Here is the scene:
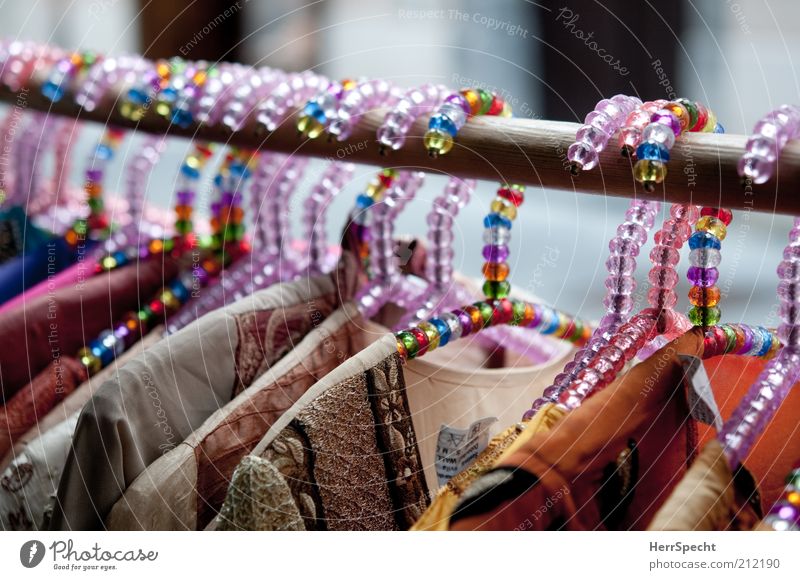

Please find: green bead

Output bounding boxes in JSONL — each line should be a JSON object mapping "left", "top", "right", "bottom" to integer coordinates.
{"left": 721, "top": 325, "right": 737, "bottom": 353}
{"left": 397, "top": 331, "right": 418, "bottom": 359}
{"left": 511, "top": 300, "right": 527, "bottom": 325}
{"left": 785, "top": 469, "right": 800, "bottom": 489}
{"left": 175, "top": 219, "right": 193, "bottom": 234}
{"left": 474, "top": 301, "right": 494, "bottom": 326}
{"left": 482, "top": 280, "right": 511, "bottom": 299}
{"left": 137, "top": 307, "right": 151, "bottom": 321}
{"left": 676, "top": 98, "right": 698, "bottom": 131}
{"left": 477, "top": 88, "right": 493, "bottom": 115}
{"left": 688, "top": 306, "right": 721, "bottom": 326}
{"left": 162, "top": 237, "right": 175, "bottom": 252}
{"left": 87, "top": 197, "right": 104, "bottom": 212}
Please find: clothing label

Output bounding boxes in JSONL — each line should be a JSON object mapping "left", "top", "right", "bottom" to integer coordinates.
{"left": 679, "top": 354, "right": 723, "bottom": 430}
{"left": 435, "top": 417, "right": 497, "bottom": 487}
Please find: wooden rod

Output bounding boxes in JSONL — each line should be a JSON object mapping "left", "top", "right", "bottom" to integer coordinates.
{"left": 2, "top": 81, "right": 798, "bottom": 216}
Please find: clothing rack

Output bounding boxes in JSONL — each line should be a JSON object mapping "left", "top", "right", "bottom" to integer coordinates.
{"left": 2, "top": 79, "right": 798, "bottom": 216}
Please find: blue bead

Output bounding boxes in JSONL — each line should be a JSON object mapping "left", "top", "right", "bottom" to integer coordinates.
{"left": 42, "top": 80, "right": 65, "bottom": 102}
{"left": 635, "top": 141, "right": 670, "bottom": 162}
{"left": 112, "top": 250, "right": 127, "bottom": 263}
{"left": 756, "top": 327, "right": 772, "bottom": 356}
{"left": 170, "top": 280, "right": 190, "bottom": 302}
{"left": 303, "top": 102, "right": 326, "bottom": 123}
{"left": 171, "top": 108, "right": 193, "bottom": 128}
{"left": 428, "top": 114, "right": 458, "bottom": 136}
{"left": 160, "top": 87, "right": 177, "bottom": 103}
{"left": 540, "top": 308, "right": 560, "bottom": 334}
{"left": 356, "top": 194, "right": 374, "bottom": 209}
{"left": 181, "top": 164, "right": 200, "bottom": 179}
{"left": 714, "top": 123, "right": 725, "bottom": 134}
{"left": 94, "top": 144, "right": 114, "bottom": 162}
{"left": 126, "top": 87, "right": 148, "bottom": 105}
{"left": 430, "top": 318, "right": 451, "bottom": 347}
{"left": 90, "top": 340, "right": 114, "bottom": 366}
{"left": 688, "top": 231, "right": 721, "bottom": 250}
{"left": 484, "top": 213, "right": 512, "bottom": 230}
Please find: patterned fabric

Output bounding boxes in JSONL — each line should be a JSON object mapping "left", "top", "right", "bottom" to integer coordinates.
{"left": 215, "top": 455, "right": 305, "bottom": 531}
{"left": 105, "top": 305, "right": 375, "bottom": 531}
{"left": 217, "top": 339, "right": 430, "bottom": 531}
{"left": 0, "top": 357, "right": 86, "bottom": 457}
{"left": 50, "top": 268, "right": 348, "bottom": 531}
{"left": 0, "top": 413, "right": 79, "bottom": 530}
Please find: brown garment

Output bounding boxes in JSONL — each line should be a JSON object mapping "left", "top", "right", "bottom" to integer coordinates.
{"left": 104, "top": 306, "right": 374, "bottom": 530}
{"left": 648, "top": 440, "right": 761, "bottom": 530}
{"left": 50, "top": 259, "right": 356, "bottom": 531}
{"left": 217, "top": 336, "right": 430, "bottom": 531}
{"left": 449, "top": 328, "right": 707, "bottom": 531}
{"left": 0, "top": 257, "right": 178, "bottom": 402}
{"left": 0, "top": 357, "right": 86, "bottom": 457}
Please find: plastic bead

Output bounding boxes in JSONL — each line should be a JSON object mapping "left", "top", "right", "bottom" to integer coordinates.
{"left": 633, "top": 159, "right": 667, "bottom": 184}
{"left": 482, "top": 262, "right": 510, "bottom": 281}
{"left": 695, "top": 216, "right": 728, "bottom": 240}
{"left": 689, "top": 285, "right": 721, "bottom": 307}
{"left": 688, "top": 306, "right": 721, "bottom": 326}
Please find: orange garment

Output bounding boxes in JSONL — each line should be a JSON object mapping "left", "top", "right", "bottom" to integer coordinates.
{"left": 701, "top": 355, "right": 800, "bottom": 511}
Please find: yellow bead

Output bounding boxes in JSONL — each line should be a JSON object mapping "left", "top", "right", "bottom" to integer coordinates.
{"left": 160, "top": 289, "right": 180, "bottom": 310}
{"left": 155, "top": 101, "right": 171, "bottom": 117}
{"left": 696, "top": 216, "right": 727, "bottom": 240}
{"left": 418, "top": 322, "right": 440, "bottom": 351}
{"left": 423, "top": 130, "right": 453, "bottom": 156}
{"left": 78, "top": 347, "right": 102, "bottom": 375}
{"left": 193, "top": 71, "right": 207, "bottom": 85}
{"left": 490, "top": 197, "right": 517, "bottom": 220}
{"left": 297, "top": 115, "right": 325, "bottom": 139}
{"left": 633, "top": 159, "right": 667, "bottom": 184}
{"left": 365, "top": 181, "right": 386, "bottom": 199}
{"left": 702, "top": 108, "right": 717, "bottom": 132}
{"left": 462, "top": 90, "right": 482, "bottom": 115}
{"left": 501, "top": 102, "right": 513, "bottom": 118}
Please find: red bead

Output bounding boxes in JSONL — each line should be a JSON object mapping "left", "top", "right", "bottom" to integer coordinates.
{"left": 410, "top": 327, "right": 430, "bottom": 356}
{"left": 493, "top": 299, "right": 514, "bottom": 325}
{"left": 149, "top": 299, "right": 165, "bottom": 315}
{"left": 378, "top": 173, "right": 393, "bottom": 188}
{"left": 700, "top": 207, "right": 733, "bottom": 226}
{"left": 692, "top": 102, "right": 708, "bottom": 132}
{"left": 497, "top": 187, "right": 524, "bottom": 207}
{"left": 488, "top": 95, "right": 504, "bottom": 116}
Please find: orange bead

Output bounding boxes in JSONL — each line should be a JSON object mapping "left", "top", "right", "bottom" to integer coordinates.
{"left": 482, "top": 262, "right": 510, "bottom": 281}
{"left": 664, "top": 102, "right": 690, "bottom": 131}
{"left": 174, "top": 205, "right": 193, "bottom": 220}
{"left": 70, "top": 53, "right": 83, "bottom": 67}
{"left": 85, "top": 182, "right": 102, "bottom": 197}
{"left": 688, "top": 285, "right": 721, "bottom": 307}
{"left": 461, "top": 89, "right": 482, "bottom": 116}
{"left": 521, "top": 303, "right": 535, "bottom": 326}
{"left": 65, "top": 230, "right": 79, "bottom": 246}
{"left": 209, "top": 217, "right": 220, "bottom": 232}
{"left": 465, "top": 305, "right": 483, "bottom": 328}
{"left": 148, "top": 239, "right": 164, "bottom": 254}
{"left": 787, "top": 491, "right": 800, "bottom": 506}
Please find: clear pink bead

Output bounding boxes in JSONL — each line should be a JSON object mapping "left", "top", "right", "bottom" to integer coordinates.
{"left": 669, "top": 203, "right": 699, "bottom": 222}
{"left": 778, "top": 259, "right": 800, "bottom": 281}
{"left": 617, "top": 222, "right": 647, "bottom": 245}
{"left": 576, "top": 125, "right": 610, "bottom": 151}
{"left": 650, "top": 245, "right": 680, "bottom": 267}
{"left": 567, "top": 142, "right": 600, "bottom": 170}
{"left": 648, "top": 287, "right": 678, "bottom": 309}
{"left": 619, "top": 126, "right": 642, "bottom": 150}
{"left": 609, "top": 236, "right": 640, "bottom": 257}
{"left": 603, "top": 294, "right": 634, "bottom": 313}
{"left": 738, "top": 152, "right": 773, "bottom": 184}
{"left": 625, "top": 109, "right": 651, "bottom": 129}
{"left": 606, "top": 255, "right": 636, "bottom": 275}
{"left": 605, "top": 274, "right": 636, "bottom": 294}
{"left": 585, "top": 110, "right": 615, "bottom": 134}
{"left": 648, "top": 265, "right": 679, "bottom": 289}
{"left": 746, "top": 135, "right": 778, "bottom": 162}
{"left": 595, "top": 99, "right": 621, "bottom": 120}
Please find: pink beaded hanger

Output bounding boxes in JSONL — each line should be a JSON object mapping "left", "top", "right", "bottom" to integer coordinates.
{"left": 737, "top": 104, "right": 800, "bottom": 185}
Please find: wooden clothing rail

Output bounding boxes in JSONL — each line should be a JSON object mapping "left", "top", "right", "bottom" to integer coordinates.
{"left": 2, "top": 81, "right": 799, "bottom": 216}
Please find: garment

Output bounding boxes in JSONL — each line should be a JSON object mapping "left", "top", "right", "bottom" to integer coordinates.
{"left": 0, "top": 255, "right": 177, "bottom": 402}
{"left": 699, "top": 354, "right": 800, "bottom": 512}
{"left": 106, "top": 304, "right": 378, "bottom": 530}
{"left": 0, "top": 206, "right": 52, "bottom": 264}
{"left": 0, "top": 414, "right": 79, "bottom": 530}
{"left": 2, "top": 326, "right": 165, "bottom": 469}
{"left": 448, "top": 329, "right": 711, "bottom": 531}
{"left": 0, "top": 259, "right": 94, "bottom": 315}
{"left": 412, "top": 403, "right": 567, "bottom": 531}
{"left": 648, "top": 440, "right": 762, "bottom": 530}
{"left": 0, "top": 357, "right": 86, "bottom": 457}
{"left": 403, "top": 337, "right": 574, "bottom": 491}
{"left": 214, "top": 335, "right": 429, "bottom": 531}
{"left": 0, "top": 237, "right": 88, "bottom": 305}
{"left": 49, "top": 258, "right": 356, "bottom": 531}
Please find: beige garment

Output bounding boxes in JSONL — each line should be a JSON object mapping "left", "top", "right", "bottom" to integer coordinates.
{"left": 50, "top": 265, "right": 354, "bottom": 531}
{"left": 0, "top": 327, "right": 165, "bottom": 474}
{"left": 215, "top": 455, "right": 305, "bottom": 531}
{"left": 0, "top": 413, "right": 79, "bottom": 530}
{"left": 105, "top": 304, "right": 380, "bottom": 530}
{"left": 648, "top": 440, "right": 761, "bottom": 531}
{"left": 215, "top": 335, "right": 429, "bottom": 531}
{"left": 403, "top": 334, "right": 574, "bottom": 491}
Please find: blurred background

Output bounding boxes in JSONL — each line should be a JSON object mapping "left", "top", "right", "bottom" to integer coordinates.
{"left": 1, "top": 0, "right": 797, "bottom": 326}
